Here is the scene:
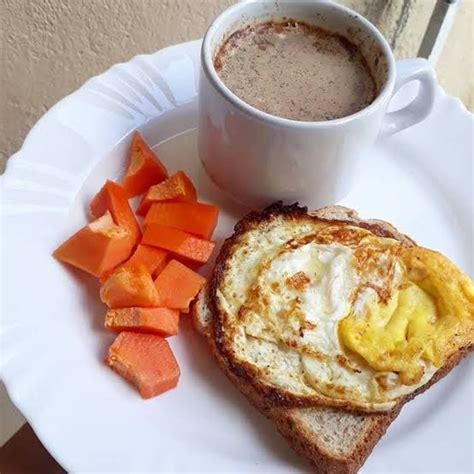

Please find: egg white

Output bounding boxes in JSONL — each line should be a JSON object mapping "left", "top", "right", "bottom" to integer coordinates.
{"left": 216, "top": 205, "right": 474, "bottom": 412}
{"left": 219, "top": 230, "right": 437, "bottom": 410}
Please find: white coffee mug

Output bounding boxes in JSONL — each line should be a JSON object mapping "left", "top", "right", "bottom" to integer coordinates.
{"left": 198, "top": 0, "right": 436, "bottom": 209}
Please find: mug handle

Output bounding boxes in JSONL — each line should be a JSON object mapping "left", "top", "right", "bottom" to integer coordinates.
{"left": 381, "top": 58, "right": 437, "bottom": 136}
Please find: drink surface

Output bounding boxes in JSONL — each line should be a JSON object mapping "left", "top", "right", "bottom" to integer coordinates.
{"left": 214, "top": 20, "right": 377, "bottom": 122}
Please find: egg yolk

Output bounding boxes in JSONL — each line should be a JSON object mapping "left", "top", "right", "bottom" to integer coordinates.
{"left": 340, "top": 246, "right": 474, "bottom": 386}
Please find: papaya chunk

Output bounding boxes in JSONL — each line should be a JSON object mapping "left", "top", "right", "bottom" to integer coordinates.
{"left": 154, "top": 259, "right": 205, "bottom": 311}
{"left": 123, "top": 244, "right": 168, "bottom": 277}
{"left": 100, "top": 265, "right": 158, "bottom": 308}
{"left": 144, "top": 202, "right": 219, "bottom": 239}
{"left": 104, "top": 307, "right": 179, "bottom": 337}
{"left": 90, "top": 180, "right": 141, "bottom": 245}
{"left": 137, "top": 171, "right": 197, "bottom": 216}
{"left": 122, "top": 132, "right": 168, "bottom": 198}
{"left": 107, "top": 332, "right": 180, "bottom": 399}
{"left": 99, "top": 244, "right": 168, "bottom": 283}
{"left": 53, "top": 211, "right": 132, "bottom": 277}
{"left": 142, "top": 224, "right": 215, "bottom": 265}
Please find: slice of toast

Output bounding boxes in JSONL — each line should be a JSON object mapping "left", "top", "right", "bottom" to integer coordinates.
{"left": 193, "top": 281, "right": 399, "bottom": 473}
{"left": 192, "top": 204, "right": 472, "bottom": 472}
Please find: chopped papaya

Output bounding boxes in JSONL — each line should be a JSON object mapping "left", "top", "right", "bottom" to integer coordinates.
{"left": 144, "top": 202, "right": 219, "bottom": 239}
{"left": 100, "top": 265, "right": 159, "bottom": 308}
{"left": 90, "top": 180, "right": 141, "bottom": 245}
{"left": 104, "top": 307, "right": 179, "bottom": 337}
{"left": 154, "top": 259, "right": 205, "bottom": 310}
{"left": 107, "top": 332, "right": 180, "bottom": 399}
{"left": 136, "top": 171, "right": 197, "bottom": 216}
{"left": 53, "top": 211, "right": 132, "bottom": 277}
{"left": 122, "top": 132, "right": 168, "bottom": 197}
{"left": 142, "top": 224, "right": 215, "bottom": 265}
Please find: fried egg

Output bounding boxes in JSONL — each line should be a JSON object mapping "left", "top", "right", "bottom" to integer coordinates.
{"left": 215, "top": 216, "right": 474, "bottom": 412}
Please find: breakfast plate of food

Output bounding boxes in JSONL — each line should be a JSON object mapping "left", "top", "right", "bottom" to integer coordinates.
{"left": 1, "top": 1, "right": 473, "bottom": 472}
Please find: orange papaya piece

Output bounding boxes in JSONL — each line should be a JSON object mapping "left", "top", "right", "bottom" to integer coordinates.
{"left": 90, "top": 180, "right": 141, "bottom": 245}
{"left": 142, "top": 224, "right": 215, "bottom": 266}
{"left": 136, "top": 171, "right": 197, "bottom": 216}
{"left": 100, "top": 265, "right": 158, "bottom": 308}
{"left": 107, "top": 332, "right": 180, "bottom": 399}
{"left": 104, "top": 307, "right": 179, "bottom": 337}
{"left": 144, "top": 202, "right": 219, "bottom": 239}
{"left": 99, "top": 244, "right": 168, "bottom": 283}
{"left": 123, "top": 244, "right": 168, "bottom": 277}
{"left": 154, "top": 259, "right": 205, "bottom": 311}
{"left": 122, "top": 132, "right": 168, "bottom": 198}
{"left": 53, "top": 211, "right": 132, "bottom": 277}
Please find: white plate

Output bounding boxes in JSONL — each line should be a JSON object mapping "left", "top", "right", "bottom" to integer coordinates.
{"left": 1, "top": 40, "right": 473, "bottom": 473}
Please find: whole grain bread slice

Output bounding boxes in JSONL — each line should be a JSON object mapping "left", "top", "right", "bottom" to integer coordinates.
{"left": 193, "top": 281, "right": 399, "bottom": 473}
{"left": 192, "top": 204, "right": 472, "bottom": 472}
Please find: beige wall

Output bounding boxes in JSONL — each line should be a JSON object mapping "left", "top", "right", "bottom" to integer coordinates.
{"left": 1, "top": 0, "right": 235, "bottom": 164}
{"left": 1, "top": 0, "right": 473, "bottom": 165}
{"left": 436, "top": 0, "right": 474, "bottom": 110}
